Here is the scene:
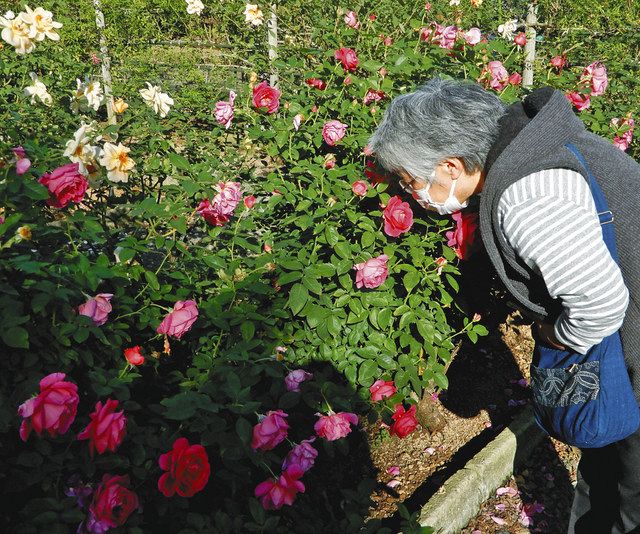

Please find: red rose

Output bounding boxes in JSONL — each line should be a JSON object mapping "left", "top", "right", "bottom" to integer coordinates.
{"left": 445, "top": 211, "right": 478, "bottom": 260}
{"left": 252, "top": 81, "right": 281, "bottom": 114}
{"left": 77, "top": 399, "right": 127, "bottom": 456}
{"left": 158, "top": 437, "right": 211, "bottom": 497}
{"left": 382, "top": 196, "right": 413, "bottom": 237}
{"left": 334, "top": 47, "right": 359, "bottom": 72}
{"left": 38, "top": 163, "right": 88, "bottom": 208}
{"left": 244, "top": 195, "right": 257, "bottom": 209}
{"left": 389, "top": 404, "right": 419, "bottom": 438}
{"left": 305, "top": 78, "right": 326, "bottom": 90}
{"left": 124, "top": 345, "right": 144, "bottom": 366}
{"left": 550, "top": 55, "right": 566, "bottom": 70}
{"left": 89, "top": 474, "right": 139, "bottom": 530}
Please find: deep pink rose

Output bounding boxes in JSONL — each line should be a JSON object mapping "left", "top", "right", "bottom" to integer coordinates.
{"left": 514, "top": 32, "right": 527, "bottom": 46}
{"left": 550, "top": 55, "right": 566, "bottom": 69}
{"left": 566, "top": 91, "right": 591, "bottom": 111}
{"left": 322, "top": 120, "right": 347, "bottom": 146}
{"left": 445, "top": 211, "right": 479, "bottom": 260}
{"left": 370, "top": 379, "right": 397, "bottom": 402}
{"left": 582, "top": 61, "right": 608, "bottom": 97}
{"left": 509, "top": 72, "right": 522, "bottom": 86}
{"left": 197, "top": 181, "right": 242, "bottom": 226}
{"left": 158, "top": 437, "right": 211, "bottom": 498}
{"left": 12, "top": 146, "right": 27, "bottom": 159}
{"left": 251, "top": 409, "right": 289, "bottom": 450}
{"left": 420, "top": 22, "right": 443, "bottom": 42}
{"left": 363, "top": 88, "right": 385, "bottom": 105}
{"left": 314, "top": 411, "right": 358, "bottom": 441}
{"left": 77, "top": 399, "right": 127, "bottom": 456}
{"left": 334, "top": 47, "right": 359, "bottom": 72}
{"left": 463, "top": 27, "right": 482, "bottom": 45}
{"left": 352, "top": 180, "right": 368, "bottom": 196}
{"left": 284, "top": 370, "right": 313, "bottom": 392}
{"left": 18, "top": 372, "right": 79, "bottom": 441}
{"left": 353, "top": 254, "right": 389, "bottom": 289}
{"left": 78, "top": 293, "right": 113, "bottom": 326}
{"left": 88, "top": 474, "right": 139, "bottom": 531}
{"left": 613, "top": 136, "right": 630, "bottom": 151}
{"left": 282, "top": 438, "right": 318, "bottom": 472}
{"left": 38, "top": 163, "right": 88, "bottom": 208}
{"left": 255, "top": 465, "right": 305, "bottom": 510}
{"left": 244, "top": 195, "right": 256, "bottom": 209}
{"left": 486, "top": 60, "right": 509, "bottom": 91}
{"left": 383, "top": 195, "right": 413, "bottom": 237}
{"left": 389, "top": 404, "right": 419, "bottom": 438}
{"left": 252, "top": 81, "right": 281, "bottom": 114}
{"left": 215, "top": 90, "right": 236, "bottom": 129}
{"left": 344, "top": 10, "right": 360, "bottom": 29}
{"left": 305, "top": 78, "right": 326, "bottom": 90}
{"left": 156, "top": 300, "right": 199, "bottom": 339}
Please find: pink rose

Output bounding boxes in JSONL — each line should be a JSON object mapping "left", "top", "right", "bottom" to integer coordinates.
{"left": 566, "top": 91, "right": 591, "bottom": 111}
{"left": 514, "top": 32, "right": 527, "bottom": 46}
{"left": 352, "top": 180, "right": 368, "bottom": 196}
{"left": 509, "top": 72, "right": 522, "bottom": 86}
{"left": 314, "top": 411, "right": 358, "bottom": 441}
{"left": 77, "top": 399, "right": 127, "bottom": 456}
{"left": 363, "top": 145, "right": 374, "bottom": 156}
{"left": 305, "top": 78, "right": 326, "bottom": 90}
{"left": 78, "top": 293, "right": 113, "bottom": 326}
{"left": 420, "top": 22, "right": 443, "bottom": 42}
{"left": 12, "top": 146, "right": 27, "bottom": 159}
{"left": 582, "top": 61, "right": 608, "bottom": 97}
{"left": 363, "top": 88, "right": 385, "bottom": 105}
{"left": 322, "top": 120, "right": 348, "bottom": 146}
{"left": 389, "top": 404, "right": 419, "bottom": 438}
{"left": 383, "top": 36, "right": 393, "bottom": 46}
{"left": 334, "top": 47, "right": 359, "bottom": 72}
{"left": 446, "top": 211, "right": 479, "bottom": 260}
{"left": 244, "top": 195, "right": 256, "bottom": 209}
{"left": 282, "top": 438, "right": 318, "bottom": 472}
{"left": 383, "top": 196, "right": 413, "bottom": 237}
{"left": 463, "top": 27, "right": 482, "bottom": 45}
{"left": 486, "top": 60, "right": 509, "bottom": 91}
{"left": 13, "top": 147, "right": 31, "bottom": 175}
{"left": 344, "top": 10, "right": 360, "bottom": 29}
{"left": 251, "top": 410, "right": 289, "bottom": 450}
{"left": 88, "top": 474, "right": 139, "bottom": 532}
{"left": 370, "top": 379, "right": 397, "bottom": 402}
{"left": 197, "top": 181, "right": 242, "bottom": 226}
{"left": 437, "top": 25, "right": 458, "bottom": 49}
{"left": 156, "top": 300, "right": 198, "bottom": 339}
{"left": 215, "top": 90, "right": 236, "bottom": 129}
{"left": 284, "top": 370, "right": 313, "bottom": 392}
{"left": 252, "top": 81, "right": 281, "bottom": 114}
{"left": 38, "top": 163, "right": 88, "bottom": 208}
{"left": 353, "top": 254, "right": 389, "bottom": 289}
{"left": 550, "top": 55, "right": 566, "bottom": 69}
{"left": 255, "top": 466, "right": 305, "bottom": 510}
{"left": 17, "top": 372, "right": 79, "bottom": 441}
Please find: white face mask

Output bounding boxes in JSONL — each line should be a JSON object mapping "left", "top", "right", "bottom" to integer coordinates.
{"left": 412, "top": 171, "right": 468, "bottom": 215}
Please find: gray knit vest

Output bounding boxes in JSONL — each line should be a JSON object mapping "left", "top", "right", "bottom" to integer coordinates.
{"left": 479, "top": 87, "right": 640, "bottom": 398}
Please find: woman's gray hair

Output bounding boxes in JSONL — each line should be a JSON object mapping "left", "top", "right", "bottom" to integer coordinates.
{"left": 368, "top": 77, "right": 506, "bottom": 180}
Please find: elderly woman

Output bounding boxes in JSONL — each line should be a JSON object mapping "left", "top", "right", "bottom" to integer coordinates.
{"left": 369, "top": 77, "right": 640, "bottom": 533}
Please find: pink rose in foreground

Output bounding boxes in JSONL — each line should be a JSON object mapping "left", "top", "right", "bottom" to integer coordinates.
{"left": 78, "top": 293, "right": 113, "bottom": 326}
{"left": 370, "top": 379, "right": 397, "bottom": 402}
{"left": 389, "top": 404, "right": 419, "bottom": 438}
{"left": 282, "top": 438, "right": 318, "bottom": 473}
{"left": 252, "top": 81, "right": 281, "bottom": 114}
{"left": 322, "top": 120, "right": 348, "bottom": 146}
{"left": 514, "top": 32, "right": 527, "bottom": 46}
{"left": 285, "top": 369, "right": 313, "bottom": 392}
{"left": 251, "top": 410, "right": 289, "bottom": 450}
{"left": 354, "top": 254, "right": 389, "bottom": 289}
{"left": 215, "top": 90, "right": 236, "bottom": 129}
{"left": 77, "top": 399, "right": 127, "bottom": 456}
{"left": 255, "top": 465, "right": 305, "bottom": 510}
{"left": 18, "top": 372, "right": 79, "bottom": 441}
{"left": 87, "top": 474, "right": 139, "bottom": 532}
{"left": 335, "top": 47, "right": 359, "bottom": 72}
{"left": 344, "top": 10, "right": 360, "bottom": 29}
{"left": 509, "top": 72, "right": 522, "bottom": 86}
{"left": 124, "top": 346, "right": 144, "bottom": 366}
{"left": 550, "top": 55, "right": 566, "bottom": 70}
{"left": 38, "top": 163, "right": 88, "bottom": 208}
{"left": 156, "top": 300, "right": 199, "bottom": 339}
{"left": 582, "top": 61, "right": 608, "bottom": 97}
{"left": 314, "top": 411, "right": 358, "bottom": 441}
{"left": 566, "top": 91, "right": 591, "bottom": 111}
{"left": 486, "top": 60, "right": 509, "bottom": 91}
{"left": 463, "top": 27, "right": 482, "bottom": 45}
{"left": 383, "top": 196, "right": 413, "bottom": 237}
{"left": 363, "top": 88, "right": 385, "bottom": 105}
{"left": 446, "top": 211, "right": 479, "bottom": 260}
{"left": 352, "top": 180, "right": 368, "bottom": 196}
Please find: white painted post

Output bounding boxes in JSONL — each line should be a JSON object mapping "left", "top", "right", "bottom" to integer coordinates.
{"left": 267, "top": 3, "right": 278, "bottom": 87}
{"left": 93, "top": 0, "right": 116, "bottom": 124}
{"left": 523, "top": 3, "right": 538, "bottom": 89}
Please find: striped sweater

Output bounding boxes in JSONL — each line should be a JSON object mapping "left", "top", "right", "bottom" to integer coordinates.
{"left": 497, "top": 168, "right": 630, "bottom": 354}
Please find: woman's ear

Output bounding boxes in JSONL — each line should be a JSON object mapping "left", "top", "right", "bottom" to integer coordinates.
{"left": 438, "top": 157, "right": 465, "bottom": 180}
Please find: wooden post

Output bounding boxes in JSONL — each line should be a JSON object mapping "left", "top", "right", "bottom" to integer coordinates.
{"left": 522, "top": 3, "right": 537, "bottom": 89}
{"left": 93, "top": 0, "right": 116, "bottom": 124}
{"left": 267, "top": 3, "right": 278, "bottom": 87}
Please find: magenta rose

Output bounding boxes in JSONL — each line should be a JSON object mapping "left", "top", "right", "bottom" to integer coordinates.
{"left": 251, "top": 410, "right": 289, "bottom": 451}
{"left": 87, "top": 474, "right": 139, "bottom": 532}
{"left": 334, "top": 47, "right": 359, "bottom": 72}
{"left": 215, "top": 90, "right": 236, "bottom": 129}
{"left": 255, "top": 465, "right": 305, "bottom": 510}
{"left": 322, "top": 120, "right": 347, "bottom": 146}
{"left": 282, "top": 438, "right": 318, "bottom": 473}
{"left": 353, "top": 254, "right": 389, "bottom": 289}
{"left": 77, "top": 399, "right": 126, "bottom": 456}
{"left": 352, "top": 180, "right": 368, "bottom": 196}
{"left": 582, "top": 61, "right": 608, "bottom": 97}
{"left": 78, "top": 293, "right": 113, "bottom": 326}
{"left": 389, "top": 404, "right": 419, "bottom": 438}
{"left": 305, "top": 78, "right": 326, "bottom": 90}
{"left": 252, "top": 81, "right": 281, "bottom": 114}
{"left": 446, "top": 211, "right": 479, "bottom": 260}
{"left": 314, "top": 411, "right": 358, "bottom": 441}
{"left": 369, "top": 379, "right": 397, "bottom": 402}
{"left": 156, "top": 300, "right": 199, "bottom": 339}
{"left": 38, "top": 163, "right": 88, "bottom": 208}
{"left": 383, "top": 196, "right": 413, "bottom": 237}
{"left": 18, "top": 372, "right": 79, "bottom": 441}
{"left": 566, "top": 91, "right": 591, "bottom": 111}
{"left": 284, "top": 369, "right": 313, "bottom": 392}
{"left": 198, "top": 181, "right": 242, "bottom": 226}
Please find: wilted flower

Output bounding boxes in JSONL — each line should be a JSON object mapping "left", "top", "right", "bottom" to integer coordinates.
{"left": 550, "top": 54, "right": 566, "bottom": 70}
{"left": 363, "top": 88, "right": 385, "bottom": 105}
{"left": 497, "top": 18, "right": 518, "bottom": 40}
{"left": 78, "top": 293, "right": 113, "bottom": 326}
{"left": 581, "top": 61, "right": 608, "bottom": 97}
{"left": 566, "top": 91, "right": 591, "bottom": 111}
{"left": 98, "top": 142, "right": 135, "bottom": 182}
{"left": 463, "top": 27, "right": 482, "bottom": 45}
{"left": 344, "top": 10, "right": 360, "bottom": 29}
{"left": 282, "top": 438, "right": 317, "bottom": 473}
{"left": 284, "top": 370, "right": 313, "bottom": 392}
{"left": 292, "top": 113, "right": 303, "bottom": 131}
{"left": 139, "top": 82, "right": 174, "bottom": 118}
{"left": 244, "top": 3, "right": 264, "bottom": 25}
{"left": 255, "top": 466, "right": 305, "bottom": 510}
{"left": 215, "top": 90, "right": 236, "bottom": 129}
{"left": 24, "top": 72, "right": 52, "bottom": 105}
{"left": 112, "top": 98, "right": 128, "bottom": 114}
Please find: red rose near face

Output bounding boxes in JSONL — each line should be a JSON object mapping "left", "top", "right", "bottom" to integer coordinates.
{"left": 445, "top": 211, "right": 479, "bottom": 260}
{"left": 334, "top": 47, "right": 359, "bottom": 72}
{"left": 382, "top": 196, "right": 413, "bottom": 237}
{"left": 252, "top": 81, "right": 281, "bottom": 114}
{"left": 38, "top": 162, "right": 88, "bottom": 208}
{"left": 389, "top": 404, "right": 419, "bottom": 438}
{"left": 158, "top": 437, "right": 211, "bottom": 498}
{"left": 89, "top": 474, "right": 139, "bottom": 530}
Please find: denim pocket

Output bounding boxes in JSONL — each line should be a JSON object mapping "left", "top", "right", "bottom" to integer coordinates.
{"left": 530, "top": 360, "right": 600, "bottom": 407}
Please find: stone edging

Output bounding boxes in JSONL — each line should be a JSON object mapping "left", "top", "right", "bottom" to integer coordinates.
{"left": 414, "top": 407, "right": 545, "bottom": 533}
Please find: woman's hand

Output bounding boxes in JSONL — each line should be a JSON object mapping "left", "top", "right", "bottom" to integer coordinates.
{"left": 534, "top": 321, "right": 566, "bottom": 350}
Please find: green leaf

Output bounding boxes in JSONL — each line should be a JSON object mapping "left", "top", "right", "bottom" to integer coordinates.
{"left": 433, "top": 371, "right": 449, "bottom": 390}
{"left": 2, "top": 326, "right": 29, "bottom": 349}
{"left": 358, "top": 360, "right": 379, "bottom": 385}
{"left": 235, "top": 417, "right": 253, "bottom": 445}
{"left": 403, "top": 271, "right": 421, "bottom": 292}
{"left": 325, "top": 226, "right": 340, "bottom": 246}
{"left": 169, "top": 152, "right": 191, "bottom": 171}
{"left": 334, "top": 242, "right": 352, "bottom": 259}
{"left": 240, "top": 321, "right": 255, "bottom": 341}
{"left": 288, "top": 283, "right": 309, "bottom": 316}
{"left": 144, "top": 271, "right": 160, "bottom": 291}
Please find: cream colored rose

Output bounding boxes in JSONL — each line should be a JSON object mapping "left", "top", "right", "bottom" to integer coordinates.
{"left": 98, "top": 142, "right": 135, "bottom": 183}
{"left": 244, "top": 4, "right": 264, "bottom": 26}
{"left": 139, "top": 82, "right": 174, "bottom": 118}
{"left": 64, "top": 122, "right": 100, "bottom": 175}
{"left": 24, "top": 72, "right": 52, "bottom": 105}
{"left": 20, "top": 6, "right": 62, "bottom": 42}
{"left": 186, "top": 0, "right": 205, "bottom": 15}
{"left": 0, "top": 14, "right": 35, "bottom": 54}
